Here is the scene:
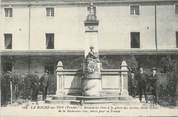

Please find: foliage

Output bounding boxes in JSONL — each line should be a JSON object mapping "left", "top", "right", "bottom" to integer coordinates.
{"left": 125, "top": 55, "right": 138, "bottom": 73}
{"left": 159, "top": 56, "right": 178, "bottom": 105}
{"left": 160, "top": 56, "right": 178, "bottom": 73}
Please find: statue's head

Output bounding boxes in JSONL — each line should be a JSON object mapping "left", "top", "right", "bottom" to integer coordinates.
{"left": 89, "top": 46, "right": 94, "bottom": 51}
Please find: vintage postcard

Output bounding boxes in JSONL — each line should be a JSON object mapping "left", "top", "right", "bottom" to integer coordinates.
{"left": 0, "top": 0, "right": 178, "bottom": 116}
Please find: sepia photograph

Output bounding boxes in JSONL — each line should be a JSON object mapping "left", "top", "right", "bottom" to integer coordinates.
{"left": 0, "top": 0, "right": 178, "bottom": 116}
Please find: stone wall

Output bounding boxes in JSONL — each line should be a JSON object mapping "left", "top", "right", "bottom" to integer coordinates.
{"left": 56, "top": 61, "right": 128, "bottom": 96}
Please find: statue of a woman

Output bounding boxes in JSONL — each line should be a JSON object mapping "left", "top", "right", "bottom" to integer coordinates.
{"left": 86, "top": 46, "right": 96, "bottom": 59}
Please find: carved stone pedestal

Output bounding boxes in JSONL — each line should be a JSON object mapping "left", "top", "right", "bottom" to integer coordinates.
{"left": 82, "top": 61, "right": 101, "bottom": 96}
{"left": 82, "top": 79, "right": 101, "bottom": 96}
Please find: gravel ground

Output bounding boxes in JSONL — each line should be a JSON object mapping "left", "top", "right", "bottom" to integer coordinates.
{"left": 1, "top": 97, "right": 178, "bottom": 117}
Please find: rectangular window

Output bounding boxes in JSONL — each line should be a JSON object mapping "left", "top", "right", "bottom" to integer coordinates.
{"left": 131, "top": 32, "right": 140, "bottom": 48}
{"left": 46, "top": 8, "right": 54, "bottom": 16}
{"left": 175, "top": 5, "right": 178, "bottom": 14}
{"left": 4, "top": 8, "right": 13, "bottom": 17}
{"left": 130, "top": 5, "right": 139, "bottom": 15}
{"left": 176, "top": 32, "right": 178, "bottom": 48}
{"left": 46, "top": 33, "right": 54, "bottom": 49}
{"left": 4, "top": 33, "right": 12, "bottom": 49}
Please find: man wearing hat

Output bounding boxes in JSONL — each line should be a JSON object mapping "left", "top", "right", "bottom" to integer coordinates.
{"left": 40, "top": 71, "right": 50, "bottom": 100}
{"left": 136, "top": 67, "right": 148, "bottom": 103}
{"left": 149, "top": 67, "right": 158, "bottom": 104}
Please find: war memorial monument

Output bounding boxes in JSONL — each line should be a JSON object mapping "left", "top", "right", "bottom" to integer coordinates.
{"left": 48, "top": 2, "right": 132, "bottom": 105}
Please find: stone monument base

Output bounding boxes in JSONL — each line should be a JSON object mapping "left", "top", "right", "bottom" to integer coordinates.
{"left": 46, "top": 95, "right": 138, "bottom": 105}
{"left": 82, "top": 79, "right": 101, "bottom": 96}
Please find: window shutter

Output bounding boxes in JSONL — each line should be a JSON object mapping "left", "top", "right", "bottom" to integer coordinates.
{"left": 176, "top": 32, "right": 178, "bottom": 48}
{"left": 175, "top": 5, "right": 178, "bottom": 14}
{"left": 136, "top": 6, "right": 139, "bottom": 15}
{"left": 51, "top": 8, "right": 54, "bottom": 16}
{"left": 130, "top": 6, "right": 135, "bottom": 15}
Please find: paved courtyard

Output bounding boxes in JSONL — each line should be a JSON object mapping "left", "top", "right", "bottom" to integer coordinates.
{"left": 1, "top": 97, "right": 178, "bottom": 117}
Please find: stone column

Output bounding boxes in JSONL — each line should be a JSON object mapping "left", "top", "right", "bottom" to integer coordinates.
{"left": 120, "top": 60, "right": 129, "bottom": 96}
{"left": 84, "top": 33, "right": 99, "bottom": 57}
{"left": 82, "top": 2, "right": 101, "bottom": 96}
{"left": 84, "top": 2, "right": 99, "bottom": 57}
{"left": 56, "top": 61, "right": 64, "bottom": 96}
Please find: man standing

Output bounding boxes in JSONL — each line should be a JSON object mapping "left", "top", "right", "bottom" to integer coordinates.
{"left": 31, "top": 71, "right": 40, "bottom": 102}
{"left": 24, "top": 73, "right": 31, "bottom": 100}
{"left": 149, "top": 67, "right": 158, "bottom": 104}
{"left": 128, "top": 71, "right": 137, "bottom": 97}
{"left": 40, "top": 71, "right": 49, "bottom": 101}
{"left": 136, "top": 67, "right": 148, "bottom": 103}
{"left": 1, "top": 71, "right": 11, "bottom": 106}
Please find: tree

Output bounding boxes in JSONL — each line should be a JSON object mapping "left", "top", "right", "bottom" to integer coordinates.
{"left": 160, "top": 56, "right": 178, "bottom": 106}
{"left": 125, "top": 55, "right": 138, "bottom": 73}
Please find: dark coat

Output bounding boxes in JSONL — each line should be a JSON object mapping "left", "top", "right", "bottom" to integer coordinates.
{"left": 1, "top": 72, "right": 11, "bottom": 96}
{"left": 1, "top": 73, "right": 11, "bottom": 90}
{"left": 128, "top": 73, "right": 137, "bottom": 88}
{"left": 136, "top": 73, "right": 148, "bottom": 88}
{"left": 149, "top": 74, "right": 158, "bottom": 89}
{"left": 40, "top": 74, "right": 49, "bottom": 88}
{"left": 30, "top": 74, "right": 39, "bottom": 89}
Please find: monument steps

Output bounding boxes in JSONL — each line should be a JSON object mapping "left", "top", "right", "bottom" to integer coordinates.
{"left": 45, "top": 95, "right": 140, "bottom": 105}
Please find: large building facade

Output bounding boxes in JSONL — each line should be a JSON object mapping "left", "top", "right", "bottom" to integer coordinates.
{"left": 0, "top": 0, "right": 178, "bottom": 81}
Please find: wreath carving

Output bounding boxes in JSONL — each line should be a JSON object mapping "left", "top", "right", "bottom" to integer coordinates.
{"left": 87, "top": 60, "right": 97, "bottom": 73}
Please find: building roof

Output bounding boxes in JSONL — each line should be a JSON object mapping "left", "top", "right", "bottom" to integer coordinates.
{"left": 1, "top": 0, "right": 177, "bottom": 4}
{"left": 1, "top": 49, "right": 178, "bottom": 56}
{"left": 1, "top": 0, "right": 176, "bottom": 1}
